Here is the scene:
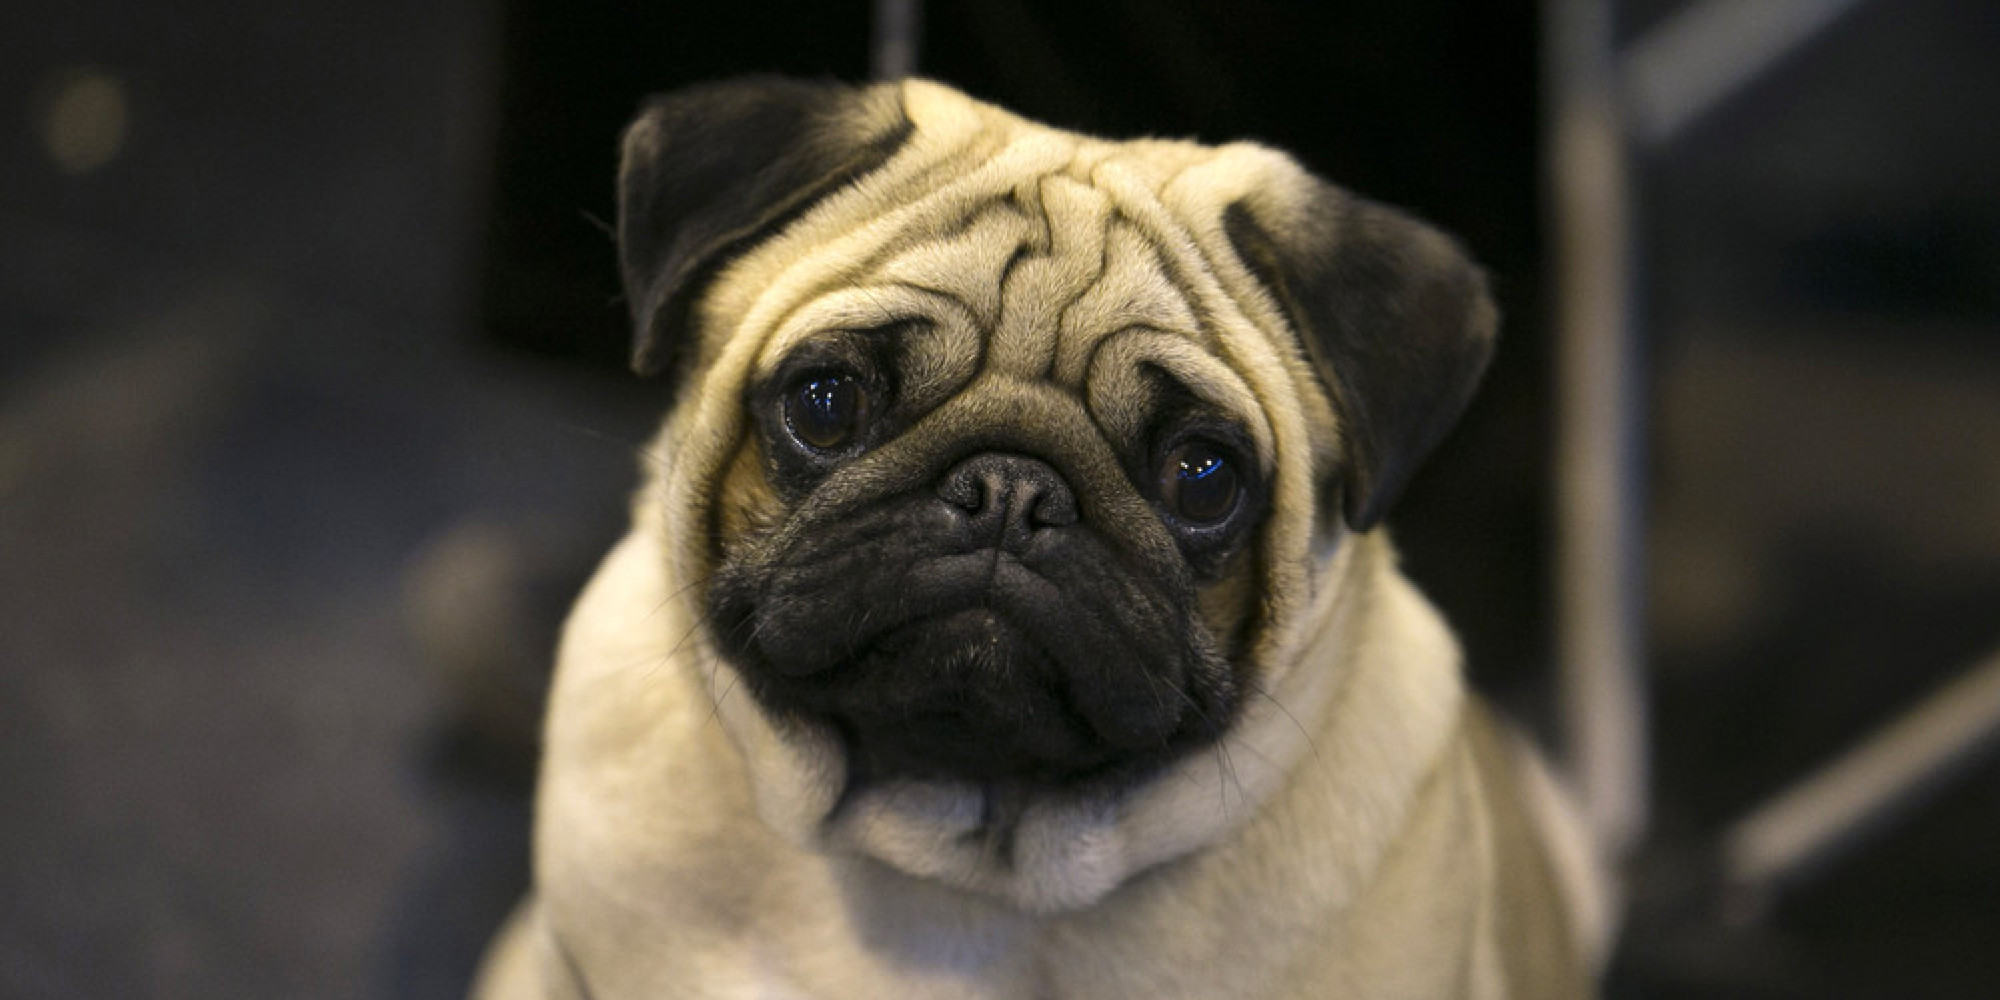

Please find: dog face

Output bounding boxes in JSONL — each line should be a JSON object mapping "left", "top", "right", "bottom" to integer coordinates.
{"left": 616, "top": 77, "right": 1494, "bottom": 880}
{"left": 703, "top": 240, "right": 1265, "bottom": 789}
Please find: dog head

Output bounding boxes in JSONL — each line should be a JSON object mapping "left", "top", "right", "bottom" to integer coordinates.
{"left": 615, "top": 77, "right": 1494, "bottom": 907}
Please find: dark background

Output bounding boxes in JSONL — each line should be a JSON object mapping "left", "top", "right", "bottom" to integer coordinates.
{"left": 4, "top": 1, "right": 1998, "bottom": 997}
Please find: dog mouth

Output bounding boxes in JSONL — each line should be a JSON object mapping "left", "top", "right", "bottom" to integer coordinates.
{"left": 711, "top": 538, "right": 1238, "bottom": 788}
{"left": 810, "top": 603, "right": 1127, "bottom": 783}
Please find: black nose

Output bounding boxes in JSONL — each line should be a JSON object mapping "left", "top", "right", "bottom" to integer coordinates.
{"left": 936, "top": 452, "right": 1078, "bottom": 547}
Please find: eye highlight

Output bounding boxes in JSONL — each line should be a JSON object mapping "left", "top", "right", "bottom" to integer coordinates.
{"left": 1160, "top": 441, "right": 1240, "bottom": 524}
{"left": 784, "top": 371, "right": 870, "bottom": 452}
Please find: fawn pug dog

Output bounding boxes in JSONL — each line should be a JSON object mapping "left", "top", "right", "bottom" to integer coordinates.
{"left": 474, "top": 77, "right": 1610, "bottom": 999}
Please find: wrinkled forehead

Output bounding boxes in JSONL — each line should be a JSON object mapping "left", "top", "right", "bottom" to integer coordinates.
{"left": 726, "top": 84, "right": 1292, "bottom": 466}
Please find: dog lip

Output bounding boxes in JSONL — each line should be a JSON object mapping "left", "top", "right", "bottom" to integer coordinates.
{"left": 753, "top": 548, "right": 1048, "bottom": 678}
{"left": 720, "top": 519, "right": 1227, "bottom": 784}
{"left": 784, "top": 605, "right": 1118, "bottom": 781}
{"left": 849, "top": 603, "right": 1045, "bottom": 669}
{"left": 756, "top": 587, "right": 1197, "bottom": 780}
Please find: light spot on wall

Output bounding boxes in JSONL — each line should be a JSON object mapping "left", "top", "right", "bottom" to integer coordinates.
{"left": 41, "top": 67, "right": 128, "bottom": 174}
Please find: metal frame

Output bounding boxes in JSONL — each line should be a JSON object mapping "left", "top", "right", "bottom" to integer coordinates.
{"left": 1545, "top": 0, "right": 1650, "bottom": 860}
{"left": 1547, "top": 0, "right": 2000, "bottom": 912}
{"left": 871, "top": 0, "right": 923, "bottom": 80}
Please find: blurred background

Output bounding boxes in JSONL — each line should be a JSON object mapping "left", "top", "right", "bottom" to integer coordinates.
{"left": 2, "top": 1, "right": 1996, "bottom": 996}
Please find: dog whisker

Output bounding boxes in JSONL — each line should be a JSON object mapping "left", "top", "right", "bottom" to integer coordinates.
{"left": 701, "top": 653, "right": 742, "bottom": 732}
{"left": 1243, "top": 677, "right": 1322, "bottom": 768}
{"left": 1148, "top": 670, "right": 1247, "bottom": 811}
{"left": 545, "top": 416, "right": 675, "bottom": 474}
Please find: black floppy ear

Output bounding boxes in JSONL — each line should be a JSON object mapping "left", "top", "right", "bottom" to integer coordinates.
{"left": 1225, "top": 180, "right": 1498, "bottom": 531}
{"left": 617, "top": 76, "right": 912, "bottom": 382}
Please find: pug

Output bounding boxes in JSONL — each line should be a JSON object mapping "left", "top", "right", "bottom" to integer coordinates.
{"left": 473, "top": 77, "right": 1612, "bottom": 1000}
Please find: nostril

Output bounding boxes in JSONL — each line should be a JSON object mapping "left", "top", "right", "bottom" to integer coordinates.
{"left": 937, "top": 470, "right": 987, "bottom": 513}
{"left": 1027, "top": 480, "right": 1077, "bottom": 528}
{"left": 936, "top": 453, "right": 1078, "bottom": 536}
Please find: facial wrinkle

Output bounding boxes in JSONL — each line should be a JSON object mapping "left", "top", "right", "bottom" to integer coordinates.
{"left": 872, "top": 201, "right": 1036, "bottom": 331}
{"left": 984, "top": 172, "right": 1112, "bottom": 381}
{"left": 1052, "top": 220, "right": 1205, "bottom": 392}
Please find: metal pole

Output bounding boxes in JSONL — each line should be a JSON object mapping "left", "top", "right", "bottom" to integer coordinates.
{"left": 871, "top": 0, "right": 924, "bottom": 80}
{"left": 1724, "top": 647, "right": 2000, "bottom": 904}
{"left": 1545, "top": 0, "right": 1648, "bottom": 859}
{"left": 1622, "top": 0, "right": 1868, "bottom": 147}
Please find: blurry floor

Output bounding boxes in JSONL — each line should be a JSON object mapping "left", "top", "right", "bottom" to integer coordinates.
{"left": 1, "top": 2, "right": 645, "bottom": 995}
{"left": 0, "top": 284, "right": 646, "bottom": 997}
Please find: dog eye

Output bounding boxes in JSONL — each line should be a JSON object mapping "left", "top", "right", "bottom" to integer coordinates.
{"left": 1160, "top": 442, "right": 1239, "bottom": 524}
{"left": 785, "top": 371, "right": 870, "bottom": 452}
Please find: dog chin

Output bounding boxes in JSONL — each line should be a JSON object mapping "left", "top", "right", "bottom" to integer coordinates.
{"left": 744, "top": 603, "right": 1218, "bottom": 791}
{"left": 838, "top": 608, "right": 1114, "bottom": 782}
